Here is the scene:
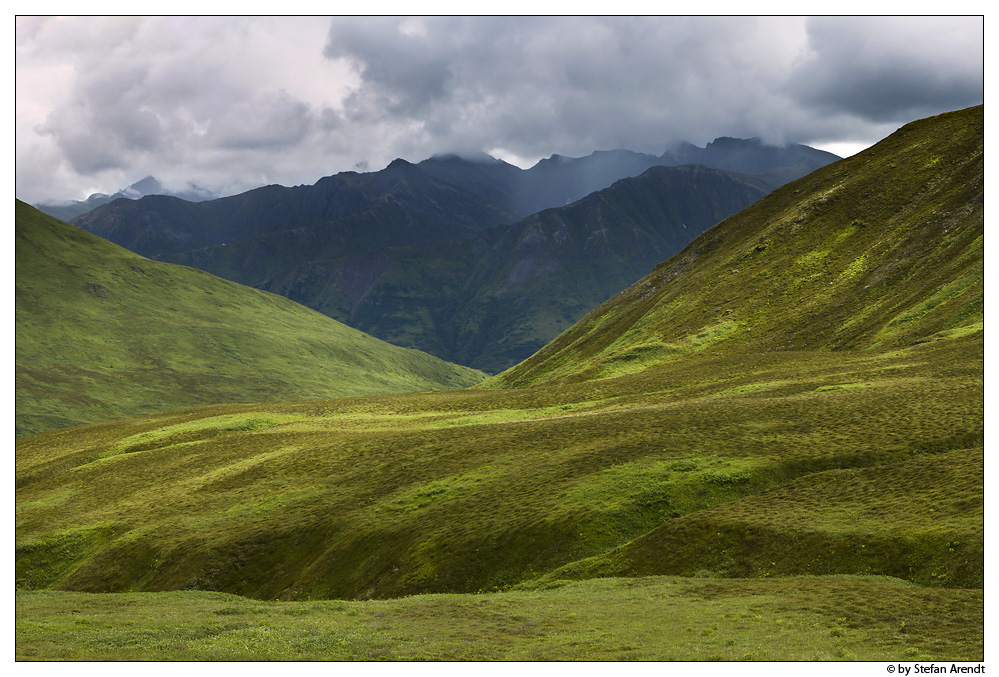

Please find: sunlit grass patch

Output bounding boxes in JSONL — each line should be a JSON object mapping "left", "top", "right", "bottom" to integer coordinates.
{"left": 814, "top": 383, "right": 871, "bottom": 393}
{"left": 109, "top": 413, "right": 305, "bottom": 455}
{"left": 373, "top": 468, "right": 503, "bottom": 515}
{"left": 426, "top": 400, "right": 606, "bottom": 428}
{"left": 561, "top": 454, "right": 765, "bottom": 517}
{"left": 710, "top": 381, "right": 789, "bottom": 398}
{"left": 592, "top": 320, "right": 741, "bottom": 379}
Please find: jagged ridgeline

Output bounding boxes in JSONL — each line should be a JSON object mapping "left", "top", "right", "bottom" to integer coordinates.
{"left": 14, "top": 202, "right": 486, "bottom": 436}
{"left": 16, "top": 108, "right": 982, "bottom": 616}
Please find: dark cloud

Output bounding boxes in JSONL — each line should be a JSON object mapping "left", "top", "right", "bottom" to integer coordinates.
{"left": 207, "top": 92, "right": 314, "bottom": 150}
{"left": 325, "top": 17, "right": 454, "bottom": 118}
{"left": 785, "top": 16, "right": 985, "bottom": 122}
{"left": 16, "top": 16, "right": 983, "bottom": 205}
{"left": 320, "top": 15, "right": 983, "bottom": 165}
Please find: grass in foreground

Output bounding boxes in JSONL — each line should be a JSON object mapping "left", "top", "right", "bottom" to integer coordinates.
{"left": 16, "top": 335, "right": 982, "bottom": 600}
{"left": 15, "top": 575, "right": 982, "bottom": 661}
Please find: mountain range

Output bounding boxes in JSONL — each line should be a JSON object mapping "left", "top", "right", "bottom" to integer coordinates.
{"left": 260, "top": 164, "right": 776, "bottom": 372}
{"left": 68, "top": 138, "right": 840, "bottom": 371}
{"left": 33, "top": 175, "right": 218, "bottom": 223}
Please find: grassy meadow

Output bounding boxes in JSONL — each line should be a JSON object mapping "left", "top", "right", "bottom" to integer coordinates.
{"left": 16, "top": 333, "right": 983, "bottom": 651}
{"left": 16, "top": 575, "right": 981, "bottom": 661}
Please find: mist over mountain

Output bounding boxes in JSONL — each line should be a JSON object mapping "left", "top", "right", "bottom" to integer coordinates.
{"left": 514, "top": 139, "right": 838, "bottom": 215}
{"left": 33, "top": 175, "right": 219, "bottom": 223}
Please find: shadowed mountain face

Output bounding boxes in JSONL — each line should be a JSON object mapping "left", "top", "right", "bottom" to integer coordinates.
{"left": 14, "top": 201, "right": 485, "bottom": 436}
{"left": 68, "top": 139, "right": 839, "bottom": 370}
{"left": 69, "top": 158, "right": 527, "bottom": 287}
{"left": 15, "top": 108, "right": 982, "bottom": 607}
{"left": 258, "top": 165, "right": 775, "bottom": 372}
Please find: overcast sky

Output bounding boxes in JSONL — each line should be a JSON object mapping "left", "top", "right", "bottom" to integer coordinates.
{"left": 15, "top": 15, "right": 984, "bottom": 205}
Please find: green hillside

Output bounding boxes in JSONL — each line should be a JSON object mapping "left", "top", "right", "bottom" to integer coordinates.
{"left": 15, "top": 107, "right": 983, "bottom": 661}
{"left": 15, "top": 201, "right": 486, "bottom": 436}
{"left": 490, "top": 106, "right": 983, "bottom": 388}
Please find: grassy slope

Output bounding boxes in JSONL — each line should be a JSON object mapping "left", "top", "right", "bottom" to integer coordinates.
{"left": 15, "top": 201, "right": 485, "bottom": 436}
{"left": 488, "top": 106, "right": 983, "bottom": 388}
{"left": 15, "top": 335, "right": 981, "bottom": 598}
{"left": 15, "top": 107, "right": 983, "bottom": 660}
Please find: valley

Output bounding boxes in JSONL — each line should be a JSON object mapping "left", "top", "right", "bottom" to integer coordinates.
{"left": 15, "top": 105, "right": 984, "bottom": 661}
{"left": 66, "top": 138, "right": 838, "bottom": 372}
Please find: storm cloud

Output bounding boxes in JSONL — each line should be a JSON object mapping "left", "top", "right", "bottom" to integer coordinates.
{"left": 16, "top": 15, "right": 983, "bottom": 205}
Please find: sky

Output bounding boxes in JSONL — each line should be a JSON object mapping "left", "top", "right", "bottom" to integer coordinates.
{"left": 15, "top": 15, "right": 985, "bottom": 205}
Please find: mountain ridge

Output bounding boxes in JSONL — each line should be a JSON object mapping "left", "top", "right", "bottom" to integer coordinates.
{"left": 68, "top": 137, "right": 838, "bottom": 285}
{"left": 68, "top": 137, "right": 837, "bottom": 372}
{"left": 256, "top": 163, "right": 778, "bottom": 372}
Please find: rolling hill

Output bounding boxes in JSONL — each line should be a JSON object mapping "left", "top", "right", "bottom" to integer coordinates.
{"left": 15, "top": 106, "right": 982, "bottom": 660}
{"left": 15, "top": 201, "right": 485, "bottom": 436}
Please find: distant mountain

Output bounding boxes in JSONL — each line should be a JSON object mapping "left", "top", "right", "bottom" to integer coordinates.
{"left": 15, "top": 201, "right": 485, "bottom": 436}
{"left": 260, "top": 164, "right": 775, "bottom": 372}
{"left": 71, "top": 157, "right": 528, "bottom": 287}
{"left": 660, "top": 136, "right": 840, "bottom": 178}
{"left": 513, "top": 139, "right": 838, "bottom": 215}
{"left": 32, "top": 176, "right": 218, "bottom": 222}
{"left": 70, "top": 138, "right": 840, "bottom": 369}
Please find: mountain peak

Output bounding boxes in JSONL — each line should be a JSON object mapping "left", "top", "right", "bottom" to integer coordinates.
{"left": 425, "top": 151, "right": 502, "bottom": 165}
{"left": 705, "top": 136, "right": 764, "bottom": 148}
{"left": 126, "top": 175, "right": 164, "bottom": 196}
